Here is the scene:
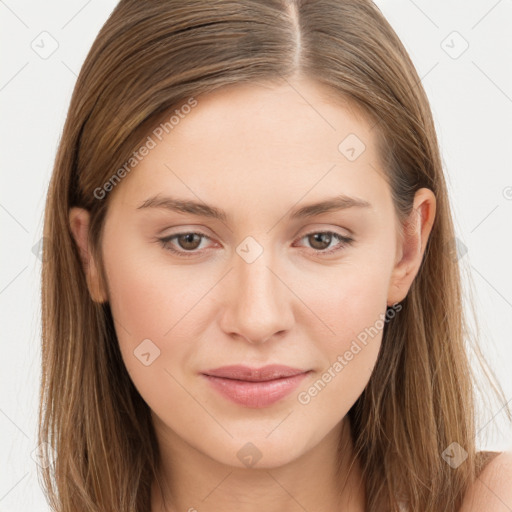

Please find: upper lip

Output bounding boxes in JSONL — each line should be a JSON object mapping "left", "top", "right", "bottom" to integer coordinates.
{"left": 202, "top": 365, "right": 309, "bottom": 382}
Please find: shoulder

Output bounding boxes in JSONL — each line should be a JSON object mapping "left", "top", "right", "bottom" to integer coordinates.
{"left": 459, "top": 450, "right": 512, "bottom": 512}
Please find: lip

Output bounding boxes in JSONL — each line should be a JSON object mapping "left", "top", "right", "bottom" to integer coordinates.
{"left": 201, "top": 365, "right": 310, "bottom": 408}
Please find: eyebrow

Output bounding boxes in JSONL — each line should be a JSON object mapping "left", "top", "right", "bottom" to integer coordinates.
{"left": 136, "top": 194, "right": 372, "bottom": 222}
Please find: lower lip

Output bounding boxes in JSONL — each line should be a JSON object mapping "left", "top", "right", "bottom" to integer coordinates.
{"left": 202, "top": 372, "right": 310, "bottom": 408}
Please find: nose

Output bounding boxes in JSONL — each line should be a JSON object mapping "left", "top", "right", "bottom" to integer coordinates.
{"left": 219, "top": 251, "right": 294, "bottom": 345}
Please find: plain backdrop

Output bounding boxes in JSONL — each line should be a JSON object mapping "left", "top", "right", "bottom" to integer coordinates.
{"left": 1, "top": 0, "right": 511, "bottom": 509}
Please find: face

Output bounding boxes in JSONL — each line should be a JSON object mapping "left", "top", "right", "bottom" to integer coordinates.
{"left": 74, "top": 77, "right": 433, "bottom": 470}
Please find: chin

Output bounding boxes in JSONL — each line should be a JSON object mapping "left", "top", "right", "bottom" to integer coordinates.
{"left": 207, "top": 430, "right": 315, "bottom": 470}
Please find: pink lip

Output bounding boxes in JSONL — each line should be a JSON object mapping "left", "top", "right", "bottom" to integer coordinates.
{"left": 201, "top": 365, "right": 310, "bottom": 408}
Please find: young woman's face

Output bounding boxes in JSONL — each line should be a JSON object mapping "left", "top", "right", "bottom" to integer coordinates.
{"left": 92, "top": 77, "right": 425, "bottom": 469}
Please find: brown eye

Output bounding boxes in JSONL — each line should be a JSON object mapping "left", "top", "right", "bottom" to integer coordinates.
{"left": 176, "top": 233, "right": 202, "bottom": 250}
{"left": 296, "top": 231, "right": 354, "bottom": 255}
{"left": 158, "top": 232, "right": 211, "bottom": 257}
{"left": 307, "top": 232, "right": 333, "bottom": 251}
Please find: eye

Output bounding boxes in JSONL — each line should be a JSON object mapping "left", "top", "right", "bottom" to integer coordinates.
{"left": 158, "top": 232, "right": 212, "bottom": 258}
{"left": 157, "top": 230, "right": 354, "bottom": 258}
{"left": 294, "top": 230, "right": 354, "bottom": 255}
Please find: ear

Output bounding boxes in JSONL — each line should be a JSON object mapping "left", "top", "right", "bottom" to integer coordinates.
{"left": 69, "top": 207, "right": 108, "bottom": 303}
{"left": 387, "top": 188, "right": 436, "bottom": 305}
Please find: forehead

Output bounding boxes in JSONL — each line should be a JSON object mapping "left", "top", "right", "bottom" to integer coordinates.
{"left": 165, "top": 78, "right": 374, "bottom": 157}
{"left": 107, "top": 77, "right": 390, "bottom": 214}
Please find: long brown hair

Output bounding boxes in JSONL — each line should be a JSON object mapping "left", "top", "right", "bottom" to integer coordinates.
{"left": 38, "top": 1, "right": 509, "bottom": 510}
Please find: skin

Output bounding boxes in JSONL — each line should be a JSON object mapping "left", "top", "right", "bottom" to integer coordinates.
{"left": 460, "top": 451, "right": 512, "bottom": 511}
{"left": 69, "top": 76, "right": 438, "bottom": 511}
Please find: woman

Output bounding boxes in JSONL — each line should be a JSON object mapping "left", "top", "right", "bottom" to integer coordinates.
{"left": 38, "top": 1, "right": 512, "bottom": 511}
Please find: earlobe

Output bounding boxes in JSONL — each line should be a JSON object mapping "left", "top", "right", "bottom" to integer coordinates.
{"left": 387, "top": 188, "right": 436, "bottom": 305}
{"left": 69, "top": 207, "right": 107, "bottom": 303}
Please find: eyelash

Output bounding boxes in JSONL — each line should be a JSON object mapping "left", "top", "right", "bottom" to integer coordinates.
{"left": 157, "top": 230, "right": 354, "bottom": 258}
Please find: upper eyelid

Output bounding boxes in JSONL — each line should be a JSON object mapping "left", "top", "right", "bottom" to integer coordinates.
{"left": 159, "top": 223, "right": 353, "bottom": 238}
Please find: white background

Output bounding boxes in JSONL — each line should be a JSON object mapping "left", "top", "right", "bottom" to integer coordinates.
{"left": 1, "top": 0, "right": 511, "bottom": 509}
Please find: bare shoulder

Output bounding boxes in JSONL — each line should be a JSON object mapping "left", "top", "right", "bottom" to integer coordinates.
{"left": 459, "top": 451, "right": 512, "bottom": 512}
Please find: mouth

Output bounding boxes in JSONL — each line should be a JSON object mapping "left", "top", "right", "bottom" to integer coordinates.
{"left": 201, "top": 365, "right": 311, "bottom": 408}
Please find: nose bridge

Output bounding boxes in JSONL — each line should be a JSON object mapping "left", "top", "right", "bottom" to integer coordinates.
{"left": 222, "top": 240, "right": 292, "bottom": 343}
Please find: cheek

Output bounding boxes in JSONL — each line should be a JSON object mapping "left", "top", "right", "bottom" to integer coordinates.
{"left": 293, "top": 248, "right": 393, "bottom": 351}
{"left": 101, "top": 222, "right": 213, "bottom": 336}
{"left": 289, "top": 245, "right": 394, "bottom": 407}
{"left": 103, "top": 256, "right": 207, "bottom": 422}
{"left": 306, "top": 279, "right": 386, "bottom": 386}
{"left": 291, "top": 271, "right": 390, "bottom": 434}
{"left": 99, "top": 230, "right": 193, "bottom": 377}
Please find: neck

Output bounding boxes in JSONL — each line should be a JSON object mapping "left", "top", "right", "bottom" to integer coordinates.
{"left": 151, "top": 416, "right": 366, "bottom": 512}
